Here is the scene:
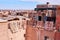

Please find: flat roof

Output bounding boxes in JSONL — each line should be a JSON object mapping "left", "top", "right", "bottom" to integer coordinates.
{"left": 0, "top": 19, "right": 7, "bottom": 22}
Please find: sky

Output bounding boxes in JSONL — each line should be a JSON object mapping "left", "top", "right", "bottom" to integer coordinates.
{"left": 0, "top": 0, "right": 60, "bottom": 10}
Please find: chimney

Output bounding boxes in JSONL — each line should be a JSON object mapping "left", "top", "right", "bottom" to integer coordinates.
{"left": 47, "top": 2, "right": 49, "bottom": 7}
{"left": 47, "top": 2, "right": 49, "bottom": 5}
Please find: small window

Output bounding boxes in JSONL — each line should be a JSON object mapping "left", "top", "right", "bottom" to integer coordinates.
{"left": 46, "top": 17, "right": 56, "bottom": 24}
{"left": 24, "top": 34, "right": 26, "bottom": 37}
{"left": 38, "top": 16, "right": 41, "bottom": 21}
{"left": 16, "top": 13, "right": 19, "bottom": 15}
{"left": 44, "top": 36, "right": 49, "bottom": 40}
{"left": 46, "top": 17, "right": 52, "bottom": 21}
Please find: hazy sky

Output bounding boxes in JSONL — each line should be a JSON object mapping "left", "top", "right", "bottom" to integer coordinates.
{"left": 0, "top": 0, "right": 60, "bottom": 10}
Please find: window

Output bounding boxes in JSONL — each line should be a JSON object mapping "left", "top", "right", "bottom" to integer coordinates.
{"left": 38, "top": 16, "right": 41, "bottom": 21}
{"left": 46, "top": 17, "right": 53, "bottom": 21}
{"left": 46, "top": 17, "right": 56, "bottom": 24}
{"left": 16, "top": 13, "right": 19, "bottom": 15}
{"left": 44, "top": 36, "right": 49, "bottom": 40}
{"left": 24, "top": 34, "right": 26, "bottom": 37}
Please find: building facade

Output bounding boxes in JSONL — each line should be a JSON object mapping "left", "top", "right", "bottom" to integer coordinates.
{"left": 26, "top": 2, "right": 60, "bottom": 40}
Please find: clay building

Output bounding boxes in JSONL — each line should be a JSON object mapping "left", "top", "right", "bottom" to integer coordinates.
{"left": 0, "top": 19, "right": 8, "bottom": 40}
{"left": 0, "top": 2, "right": 60, "bottom": 40}
{"left": 0, "top": 13, "right": 30, "bottom": 40}
{"left": 26, "top": 2, "right": 60, "bottom": 40}
{"left": 7, "top": 16, "right": 30, "bottom": 40}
